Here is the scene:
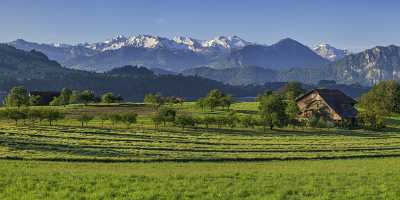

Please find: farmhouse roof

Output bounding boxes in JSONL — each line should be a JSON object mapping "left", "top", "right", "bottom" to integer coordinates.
{"left": 296, "top": 89, "right": 357, "bottom": 119}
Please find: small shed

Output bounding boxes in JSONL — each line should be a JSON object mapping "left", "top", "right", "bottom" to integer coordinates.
{"left": 296, "top": 89, "right": 357, "bottom": 122}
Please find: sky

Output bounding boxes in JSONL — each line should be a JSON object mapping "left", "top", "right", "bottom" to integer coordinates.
{"left": 1, "top": 0, "right": 400, "bottom": 51}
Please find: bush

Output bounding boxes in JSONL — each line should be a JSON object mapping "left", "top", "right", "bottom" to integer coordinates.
{"left": 308, "top": 115, "right": 320, "bottom": 127}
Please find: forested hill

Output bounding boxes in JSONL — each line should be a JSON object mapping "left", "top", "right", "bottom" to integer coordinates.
{"left": 0, "top": 45, "right": 266, "bottom": 99}
{"left": 0, "top": 44, "right": 73, "bottom": 79}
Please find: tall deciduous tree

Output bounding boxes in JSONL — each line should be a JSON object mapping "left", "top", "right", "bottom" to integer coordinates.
{"left": 358, "top": 80, "right": 400, "bottom": 128}
{"left": 281, "top": 81, "right": 305, "bottom": 100}
{"left": 258, "top": 93, "right": 287, "bottom": 130}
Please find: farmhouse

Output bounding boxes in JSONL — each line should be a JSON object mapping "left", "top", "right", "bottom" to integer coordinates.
{"left": 296, "top": 89, "right": 357, "bottom": 122}
{"left": 29, "top": 91, "right": 60, "bottom": 105}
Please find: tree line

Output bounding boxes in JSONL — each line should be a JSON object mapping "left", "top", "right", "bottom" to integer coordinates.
{"left": 2, "top": 80, "right": 399, "bottom": 131}
{"left": 3, "top": 86, "right": 124, "bottom": 107}
{"left": 0, "top": 107, "right": 138, "bottom": 128}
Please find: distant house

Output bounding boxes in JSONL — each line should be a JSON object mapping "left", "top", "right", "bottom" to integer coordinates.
{"left": 29, "top": 91, "right": 60, "bottom": 105}
{"left": 296, "top": 89, "right": 357, "bottom": 122}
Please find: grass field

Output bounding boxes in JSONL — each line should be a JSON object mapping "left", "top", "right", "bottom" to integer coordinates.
{"left": 1, "top": 158, "right": 400, "bottom": 199}
{"left": 0, "top": 102, "right": 399, "bottom": 199}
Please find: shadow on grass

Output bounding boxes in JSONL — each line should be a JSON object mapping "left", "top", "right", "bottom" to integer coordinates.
{"left": 0, "top": 134, "right": 165, "bottom": 158}
{"left": 157, "top": 126, "right": 393, "bottom": 138}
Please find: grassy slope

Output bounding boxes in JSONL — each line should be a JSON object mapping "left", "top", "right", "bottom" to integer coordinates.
{"left": 1, "top": 158, "right": 400, "bottom": 199}
{"left": 1, "top": 102, "right": 400, "bottom": 199}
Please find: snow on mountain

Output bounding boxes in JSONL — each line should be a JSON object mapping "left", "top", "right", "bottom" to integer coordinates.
{"left": 202, "top": 36, "right": 252, "bottom": 49}
{"left": 83, "top": 35, "right": 251, "bottom": 53}
{"left": 313, "top": 43, "right": 350, "bottom": 61}
{"left": 172, "top": 36, "right": 204, "bottom": 52}
{"left": 51, "top": 43, "right": 72, "bottom": 48}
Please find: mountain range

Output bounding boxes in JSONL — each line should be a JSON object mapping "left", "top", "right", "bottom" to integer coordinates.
{"left": 0, "top": 43, "right": 371, "bottom": 99}
{"left": 8, "top": 35, "right": 336, "bottom": 72}
{"left": 7, "top": 34, "right": 400, "bottom": 86}
{"left": 0, "top": 44, "right": 267, "bottom": 99}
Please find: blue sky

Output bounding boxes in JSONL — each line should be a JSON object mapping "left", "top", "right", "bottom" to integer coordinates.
{"left": 1, "top": 0, "right": 400, "bottom": 51}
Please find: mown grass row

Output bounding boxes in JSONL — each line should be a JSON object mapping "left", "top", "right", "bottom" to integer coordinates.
{"left": 1, "top": 119, "right": 400, "bottom": 162}
{"left": 0, "top": 102, "right": 398, "bottom": 162}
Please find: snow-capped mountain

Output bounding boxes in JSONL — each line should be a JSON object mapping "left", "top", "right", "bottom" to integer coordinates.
{"left": 313, "top": 43, "right": 350, "bottom": 61}
{"left": 83, "top": 35, "right": 251, "bottom": 53}
{"left": 85, "top": 35, "right": 190, "bottom": 52}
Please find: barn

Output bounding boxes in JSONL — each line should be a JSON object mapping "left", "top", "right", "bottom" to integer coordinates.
{"left": 296, "top": 89, "right": 357, "bottom": 123}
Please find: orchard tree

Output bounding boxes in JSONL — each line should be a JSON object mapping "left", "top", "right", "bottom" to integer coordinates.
{"left": 78, "top": 114, "right": 94, "bottom": 127}
{"left": 98, "top": 114, "right": 109, "bottom": 128}
{"left": 221, "top": 95, "right": 233, "bottom": 110}
{"left": 109, "top": 114, "right": 122, "bottom": 127}
{"left": 121, "top": 113, "right": 138, "bottom": 128}
{"left": 2, "top": 108, "right": 27, "bottom": 125}
{"left": 27, "top": 108, "right": 44, "bottom": 124}
{"left": 151, "top": 114, "right": 163, "bottom": 129}
{"left": 175, "top": 114, "right": 196, "bottom": 130}
{"left": 196, "top": 98, "right": 207, "bottom": 111}
{"left": 158, "top": 108, "right": 176, "bottom": 126}
{"left": 4, "top": 86, "right": 30, "bottom": 107}
{"left": 205, "top": 89, "right": 224, "bottom": 111}
{"left": 201, "top": 89, "right": 233, "bottom": 111}
{"left": 42, "top": 109, "right": 65, "bottom": 126}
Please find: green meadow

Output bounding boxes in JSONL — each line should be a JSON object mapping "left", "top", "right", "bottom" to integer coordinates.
{"left": 0, "top": 102, "right": 399, "bottom": 199}
{"left": 1, "top": 158, "right": 400, "bottom": 199}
